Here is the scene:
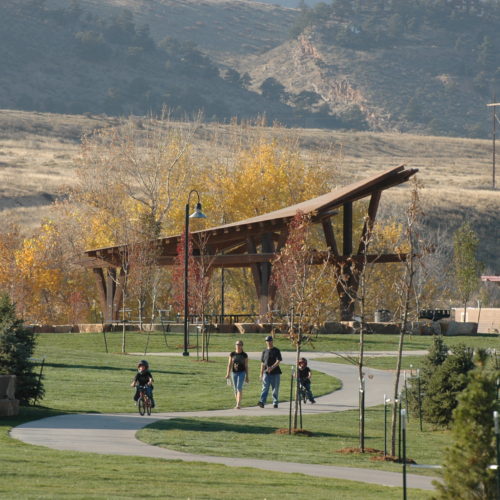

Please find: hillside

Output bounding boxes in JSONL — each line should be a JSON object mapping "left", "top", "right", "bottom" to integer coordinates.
{"left": 1, "top": 110, "right": 498, "bottom": 271}
{"left": 44, "top": 0, "right": 298, "bottom": 63}
{"left": 0, "top": 0, "right": 304, "bottom": 123}
{"left": 237, "top": 2, "right": 500, "bottom": 138}
{"left": 2, "top": 0, "right": 498, "bottom": 136}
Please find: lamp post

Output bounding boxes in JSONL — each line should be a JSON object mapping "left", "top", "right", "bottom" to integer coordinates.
{"left": 487, "top": 100, "right": 500, "bottom": 189}
{"left": 417, "top": 368, "right": 423, "bottom": 431}
{"left": 401, "top": 408, "right": 407, "bottom": 500}
{"left": 384, "top": 395, "right": 391, "bottom": 456}
{"left": 494, "top": 410, "right": 499, "bottom": 499}
{"left": 183, "top": 189, "right": 207, "bottom": 357}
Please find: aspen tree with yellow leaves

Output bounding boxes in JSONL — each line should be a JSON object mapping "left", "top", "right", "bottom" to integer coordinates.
{"left": 0, "top": 224, "right": 22, "bottom": 303}
{"left": 57, "top": 113, "right": 201, "bottom": 332}
{"left": 198, "top": 125, "right": 335, "bottom": 315}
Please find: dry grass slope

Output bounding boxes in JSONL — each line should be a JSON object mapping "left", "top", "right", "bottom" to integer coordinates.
{"left": 0, "top": 109, "right": 498, "bottom": 268}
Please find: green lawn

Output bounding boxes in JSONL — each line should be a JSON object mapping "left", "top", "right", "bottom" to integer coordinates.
{"left": 33, "top": 337, "right": 339, "bottom": 413}
{"left": 1, "top": 409, "right": 432, "bottom": 499}
{"left": 35, "top": 329, "right": 500, "bottom": 355}
{"left": 2, "top": 331, "right": 479, "bottom": 498}
{"left": 138, "top": 405, "right": 446, "bottom": 478}
{"left": 316, "top": 355, "right": 428, "bottom": 371}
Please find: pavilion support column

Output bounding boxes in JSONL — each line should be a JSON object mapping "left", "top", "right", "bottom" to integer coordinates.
{"left": 268, "top": 228, "right": 288, "bottom": 310}
{"left": 340, "top": 202, "right": 355, "bottom": 321}
{"left": 246, "top": 234, "right": 275, "bottom": 318}
{"left": 112, "top": 268, "right": 125, "bottom": 322}
{"left": 247, "top": 237, "right": 262, "bottom": 299}
{"left": 259, "top": 233, "right": 275, "bottom": 317}
{"left": 92, "top": 267, "right": 125, "bottom": 324}
{"left": 92, "top": 268, "right": 108, "bottom": 322}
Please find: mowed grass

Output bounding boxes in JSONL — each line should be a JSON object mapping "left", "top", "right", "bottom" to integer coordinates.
{"left": 316, "top": 355, "right": 429, "bottom": 371}
{"left": 35, "top": 352, "right": 339, "bottom": 414}
{"left": 35, "top": 329, "right": 500, "bottom": 356}
{"left": 0, "top": 331, "right": 437, "bottom": 498}
{"left": 32, "top": 330, "right": 498, "bottom": 412}
{"left": 2, "top": 410, "right": 430, "bottom": 500}
{"left": 138, "top": 405, "right": 447, "bottom": 477}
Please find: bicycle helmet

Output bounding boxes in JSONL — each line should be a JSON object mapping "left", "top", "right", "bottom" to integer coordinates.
{"left": 298, "top": 357, "right": 307, "bottom": 366}
{"left": 138, "top": 359, "right": 149, "bottom": 368}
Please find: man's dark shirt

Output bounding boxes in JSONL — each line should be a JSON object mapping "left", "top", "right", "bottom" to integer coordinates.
{"left": 261, "top": 347, "right": 282, "bottom": 375}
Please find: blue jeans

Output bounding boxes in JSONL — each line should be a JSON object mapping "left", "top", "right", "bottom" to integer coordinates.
{"left": 231, "top": 371, "right": 246, "bottom": 392}
{"left": 260, "top": 373, "right": 280, "bottom": 405}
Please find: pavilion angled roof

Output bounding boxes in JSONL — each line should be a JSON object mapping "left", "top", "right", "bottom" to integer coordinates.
{"left": 84, "top": 165, "right": 417, "bottom": 266}
{"left": 207, "top": 164, "right": 415, "bottom": 231}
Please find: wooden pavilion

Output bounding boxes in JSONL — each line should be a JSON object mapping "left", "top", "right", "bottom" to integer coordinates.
{"left": 83, "top": 165, "right": 418, "bottom": 324}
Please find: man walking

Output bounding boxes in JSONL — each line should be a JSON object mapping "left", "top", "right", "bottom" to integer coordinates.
{"left": 258, "top": 335, "right": 282, "bottom": 408}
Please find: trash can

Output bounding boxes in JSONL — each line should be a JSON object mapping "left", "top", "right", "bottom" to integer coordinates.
{"left": 374, "top": 309, "right": 391, "bottom": 322}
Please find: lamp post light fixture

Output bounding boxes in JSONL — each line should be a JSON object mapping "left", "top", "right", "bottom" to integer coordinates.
{"left": 183, "top": 189, "right": 207, "bottom": 357}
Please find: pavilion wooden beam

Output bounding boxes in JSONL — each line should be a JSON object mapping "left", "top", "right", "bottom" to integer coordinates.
{"left": 259, "top": 232, "right": 275, "bottom": 316}
{"left": 322, "top": 218, "right": 339, "bottom": 256}
{"left": 154, "top": 251, "right": 407, "bottom": 267}
{"left": 246, "top": 237, "right": 262, "bottom": 298}
{"left": 343, "top": 202, "right": 353, "bottom": 255}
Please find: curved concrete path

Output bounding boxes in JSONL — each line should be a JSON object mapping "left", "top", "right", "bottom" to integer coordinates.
{"left": 11, "top": 351, "right": 435, "bottom": 491}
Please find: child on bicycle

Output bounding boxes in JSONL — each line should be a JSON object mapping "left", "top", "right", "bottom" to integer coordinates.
{"left": 297, "top": 357, "right": 315, "bottom": 403}
{"left": 131, "top": 359, "right": 155, "bottom": 408}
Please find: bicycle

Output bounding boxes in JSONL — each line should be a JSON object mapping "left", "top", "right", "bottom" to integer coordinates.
{"left": 298, "top": 380, "right": 308, "bottom": 404}
{"left": 136, "top": 385, "right": 152, "bottom": 416}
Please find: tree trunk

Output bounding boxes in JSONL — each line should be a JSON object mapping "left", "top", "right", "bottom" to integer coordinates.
{"left": 293, "top": 333, "right": 301, "bottom": 429}
{"left": 391, "top": 273, "right": 412, "bottom": 456}
{"left": 121, "top": 291, "right": 126, "bottom": 354}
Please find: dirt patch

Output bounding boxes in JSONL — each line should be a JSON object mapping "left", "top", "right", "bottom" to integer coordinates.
{"left": 275, "top": 428, "right": 313, "bottom": 436}
{"left": 336, "top": 447, "right": 417, "bottom": 463}
{"left": 370, "top": 455, "right": 417, "bottom": 464}
{"left": 336, "top": 447, "right": 382, "bottom": 454}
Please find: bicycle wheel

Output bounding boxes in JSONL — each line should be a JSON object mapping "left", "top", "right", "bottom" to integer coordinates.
{"left": 146, "top": 397, "right": 152, "bottom": 416}
{"left": 138, "top": 397, "right": 146, "bottom": 416}
{"left": 299, "top": 386, "right": 307, "bottom": 404}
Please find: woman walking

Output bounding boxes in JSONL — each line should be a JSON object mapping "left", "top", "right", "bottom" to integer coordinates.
{"left": 225, "top": 340, "right": 249, "bottom": 409}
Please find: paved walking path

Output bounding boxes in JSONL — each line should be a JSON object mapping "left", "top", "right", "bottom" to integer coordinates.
{"left": 11, "top": 351, "right": 436, "bottom": 492}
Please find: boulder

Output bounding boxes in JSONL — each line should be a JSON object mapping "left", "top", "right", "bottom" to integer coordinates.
{"left": 0, "top": 375, "right": 19, "bottom": 417}
{"left": 234, "top": 323, "right": 258, "bottom": 334}
{"left": 445, "top": 321, "right": 478, "bottom": 336}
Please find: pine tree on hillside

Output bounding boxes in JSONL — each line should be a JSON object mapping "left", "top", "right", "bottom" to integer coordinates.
{"left": 0, "top": 293, "right": 43, "bottom": 404}
{"left": 434, "top": 351, "right": 498, "bottom": 499}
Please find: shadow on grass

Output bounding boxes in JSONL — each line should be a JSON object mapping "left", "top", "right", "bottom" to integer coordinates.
{"left": 148, "top": 418, "right": 340, "bottom": 438}
{"left": 44, "top": 362, "right": 188, "bottom": 375}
